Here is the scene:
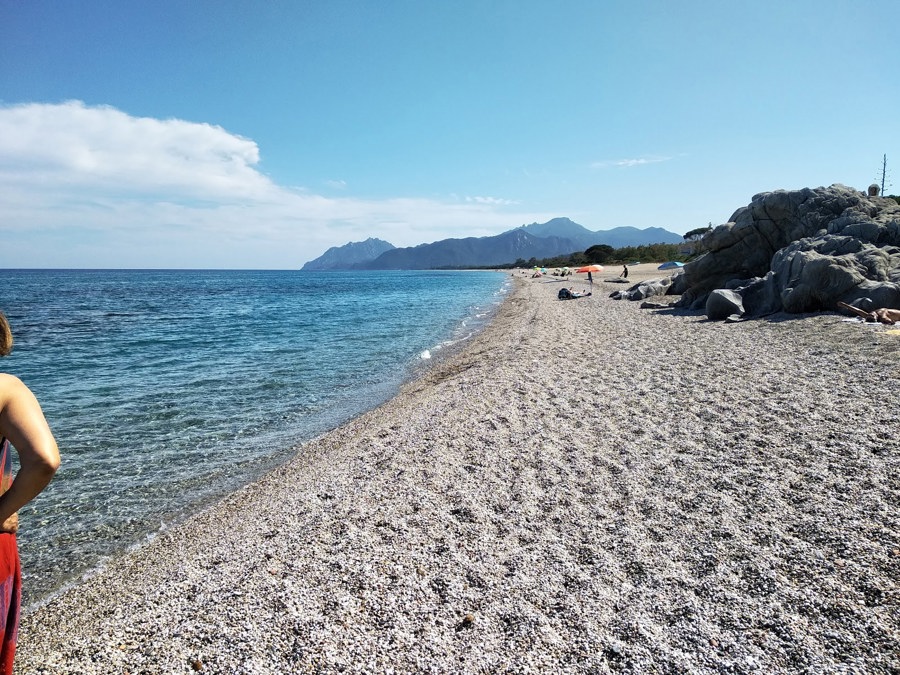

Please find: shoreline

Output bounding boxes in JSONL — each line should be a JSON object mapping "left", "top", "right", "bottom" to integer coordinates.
{"left": 16, "top": 268, "right": 511, "bottom": 611}
{"left": 17, "top": 269, "right": 899, "bottom": 673}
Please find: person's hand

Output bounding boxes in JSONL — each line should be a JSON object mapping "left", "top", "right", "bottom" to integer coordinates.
{"left": 0, "top": 512, "right": 18, "bottom": 534}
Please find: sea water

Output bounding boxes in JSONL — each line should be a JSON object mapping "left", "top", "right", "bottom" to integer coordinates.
{"left": 0, "top": 269, "right": 508, "bottom": 606}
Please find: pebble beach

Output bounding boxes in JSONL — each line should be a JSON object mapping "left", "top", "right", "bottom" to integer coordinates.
{"left": 16, "top": 267, "right": 899, "bottom": 674}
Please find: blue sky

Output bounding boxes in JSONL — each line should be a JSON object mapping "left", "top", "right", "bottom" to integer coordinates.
{"left": 1, "top": 0, "right": 897, "bottom": 268}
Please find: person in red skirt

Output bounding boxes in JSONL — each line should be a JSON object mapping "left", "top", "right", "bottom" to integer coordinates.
{"left": 0, "top": 314, "right": 59, "bottom": 674}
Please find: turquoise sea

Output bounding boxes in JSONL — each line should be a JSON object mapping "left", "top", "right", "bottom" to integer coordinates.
{"left": 0, "top": 269, "right": 508, "bottom": 607}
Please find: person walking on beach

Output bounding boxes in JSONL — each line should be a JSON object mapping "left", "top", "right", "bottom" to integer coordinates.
{"left": 0, "top": 313, "right": 60, "bottom": 674}
{"left": 620, "top": 265, "right": 629, "bottom": 279}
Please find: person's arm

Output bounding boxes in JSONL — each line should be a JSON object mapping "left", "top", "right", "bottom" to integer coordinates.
{"left": 0, "top": 374, "right": 60, "bottom": 532}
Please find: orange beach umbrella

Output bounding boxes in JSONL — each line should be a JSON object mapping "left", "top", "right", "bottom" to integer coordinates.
{"left": 575, "top": 265, "right": 603, "bottom": 273}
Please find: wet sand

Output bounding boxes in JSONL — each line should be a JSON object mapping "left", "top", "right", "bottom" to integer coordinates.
{"left": 16, "top": 267, "right": 899, "bottom": 673}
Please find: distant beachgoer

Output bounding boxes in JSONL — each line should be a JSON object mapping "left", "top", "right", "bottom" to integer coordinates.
{"left": 587, "top": 271, "right": 593, "bottom": 286}
{"left": 0, "top": 312, "right": 60, "bottom": 673}
{"left": 620, "top": 265, "right": 629, "bottom": 279}
{"left": 558, "top": 287, "right": 591, "bottom": 300}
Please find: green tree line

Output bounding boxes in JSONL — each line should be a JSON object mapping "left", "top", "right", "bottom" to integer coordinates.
{"left": 501, "top": 242, "right": 688, "bottom": 270}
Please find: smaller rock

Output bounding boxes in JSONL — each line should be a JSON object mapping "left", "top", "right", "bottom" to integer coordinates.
{"left": 706, "top": 289, "right": 745, "bottom": 320}
{"left": 456, "top": 613, "right": 476, "bottom": 631}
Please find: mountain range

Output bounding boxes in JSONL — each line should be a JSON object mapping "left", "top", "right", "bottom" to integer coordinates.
{"left": 301, "top": 218, "right": 683, "bottom": 270}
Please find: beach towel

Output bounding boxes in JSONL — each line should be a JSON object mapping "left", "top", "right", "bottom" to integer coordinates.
{"left": 0, "top": 439, "right": 20, "bottom": 675}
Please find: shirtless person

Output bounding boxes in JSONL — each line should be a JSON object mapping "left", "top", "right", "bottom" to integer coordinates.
{"left": 0, "top": 313, "right": 60, "bottom": 673}
{"left": 837, "top": 301, "right": 900, "bottom": 325}
{"left": 867, "top": 308, "right": 900, "bottom": 324}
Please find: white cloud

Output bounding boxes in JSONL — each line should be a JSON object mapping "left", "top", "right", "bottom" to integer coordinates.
{"left": 591, "top": 156, "right": 673, "bottom": 169}
{"left": 0, "top": 101, "right": 274, "bottom": 200}
{"left": 465, "top": 195, "right": 519, "bottom": 206}
{"left": 0, "top": 102, "right": 555, "bottom": 268}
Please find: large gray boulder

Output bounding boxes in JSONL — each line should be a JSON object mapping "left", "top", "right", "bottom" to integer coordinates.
{"left": 706, "top": 289, "right": 745, "bottom": 320}
{"left": 675, "top": 184, "right": 900, "bottom": 317}
{"left": 773, "top": 237, "right": 900, "bottom": 313}
{"left": 732, "top": 273, "right": 783, "bottom": 316}
{"left": 609, "top": 275, "right": 677, "bottom": 301}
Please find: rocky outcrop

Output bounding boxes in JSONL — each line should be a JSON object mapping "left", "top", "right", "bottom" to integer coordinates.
{"left": 609, "top": 275, "right": 677, "bottom": 301}
{"left": 675, "top": 184, "right": 900, "bottom": 318}
{"left": 610, "top": 269, "right": 688, "bottom": 302}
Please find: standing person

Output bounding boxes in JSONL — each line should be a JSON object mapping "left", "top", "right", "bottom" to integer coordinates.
{"left": 620, "top": 265, "right": 629, "bottom": 279}
{"left": 587, "top": 270, "right": 593, "bottom": 287}
{"left": 0, "top": 313, "right": 59, "bottom": 674}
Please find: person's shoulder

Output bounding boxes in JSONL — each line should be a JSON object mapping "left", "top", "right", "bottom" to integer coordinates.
{"left": 0, "top": 374, "right": 27, "bottom": 399}
{"left": 0, "top": 374, "right": 40, "bottom": 415}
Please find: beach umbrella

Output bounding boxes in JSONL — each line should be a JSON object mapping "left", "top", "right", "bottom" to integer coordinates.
{"left": 575, "top": 264, "right": 603, "bottom": 273}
